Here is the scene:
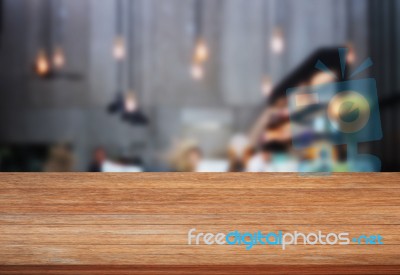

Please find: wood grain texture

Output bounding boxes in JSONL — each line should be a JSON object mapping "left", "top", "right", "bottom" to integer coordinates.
{"left": 0, "top": 173, "right": 399, "bottom": 274}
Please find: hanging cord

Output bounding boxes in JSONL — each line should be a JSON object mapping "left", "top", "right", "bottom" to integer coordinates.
{"left": 42, "top": 0, "right": 52, "bottom": 52}
{"left": 53, "top": 0, "right": 59, "bottom": 47}
{"left": 56, "top": 0, "right": 65, "bottom": 47}
{"left": 128, "top": 0, "right": 134, "bottom": 91}
{"left": 194, "top": 0, "right": 202, "bottom": 39}
{"left": 262, "top": 0, "right": 268, "bottom": 74}
{"left": 115, "top": 0, "right": 124, "bottom": 91}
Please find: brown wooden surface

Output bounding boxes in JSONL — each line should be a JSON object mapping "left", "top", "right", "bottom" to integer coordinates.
{"left": 0, "top": 173, "right": 399, "bottom": 274}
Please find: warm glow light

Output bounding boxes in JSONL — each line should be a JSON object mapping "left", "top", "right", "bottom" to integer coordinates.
{"left": 191, "top": 63, "right": 204, "bottom": 80}
{"left": 53, "top": 47, "right": 66, "bottom": 69}
{"left": 194, "top": 38, "right": 209, "bottom": 63}
{"left": 113, "top": 36, "right": 126, "bottom": 60}
{"left": 346, "top": 44, "right": 356, "bottom": 65}
{"left": 261, "top": 76, "right": 272, "bottom": 96}
{"left": 124, "top": 92, "right": 138, "bottom": 113}
{"left": 35, "top": 49, "right": 50, "bottom": 76}
{"left": 270, "top": 29, "right": 284, "bottom": 54}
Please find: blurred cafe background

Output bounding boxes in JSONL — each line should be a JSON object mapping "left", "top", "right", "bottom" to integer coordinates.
{"left": 0, "top": 0, "right": 399, "bottom": 172}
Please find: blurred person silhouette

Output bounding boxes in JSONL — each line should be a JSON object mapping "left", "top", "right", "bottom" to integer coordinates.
{"left": 246, "top": 142, "right": 272, "bottom": 172}
{"left": 246, "top": 141, "right": 298, "bottom": 172}
{"left": 264, "top": 141, "right": 298, "bottom": 172}
{"left": 227, "top": 134, "right": 251, "bottom": 172}
{"left": 169, "top": 140, "right": 202, "bottom": 172}
{"left": 88, "top": 146, "right": 107, "bottom": 172}
{"left": 44, "top": 143, "right": 74, "bottom": 172}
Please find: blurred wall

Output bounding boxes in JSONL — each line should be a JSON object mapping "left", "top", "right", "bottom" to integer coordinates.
{"left": 369, "top": 0, "right": 400, "bottom": 171}
{"left": 0, "top": 0, "right": 368, "bottom": 170}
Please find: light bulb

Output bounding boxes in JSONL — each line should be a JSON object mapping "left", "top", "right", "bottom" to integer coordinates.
{"left": 124, "top": 92, "right": 137, "bottom": 113}
{"left": 35, "top": 49, "right": 50, "bottom": 76}
{"left": 191, "top": 63, "right": 204, "bottom": 80}
{"left": 271, "top": 29, "right": 284, "bottom": 54}
{"left": 346, "top": 44, "right": 356, "bottom": 65}
{"left": 53, "top": 47, "right": 66, "bottom": 69}
{"left": 261, "top": 76, "right": 272, "bottom": 96}
{"left": 113, "top": 36, "right": 126, "bottom": 60}
{"left": 194, "top": 38, "right": 209, "bottom": 63}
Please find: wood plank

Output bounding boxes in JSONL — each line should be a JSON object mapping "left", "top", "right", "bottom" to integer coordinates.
{"left": 1, "top": 188, "right": 398, "bottom": 205}
{"left": 0, "top": 265, "right": 399, "bottom": 275}
{"left": 1, "top": 213, "right": 399, "bottom": 225}
{"left": 1, "top": 233, "right": 400, "bottom": 245}
{"left": 0, "top": 173, "right": 398, "bottom": 189}
{"left": 0, "top": 224, "right": 399, "bottom": 235}
{"left": 1, "top": 204, "right": 399, "bottom": 214}
{"left": 0, "top": 203, "right": 400, "bottom": 216}
{"left": 0, "top": 250, "right": 399, "bottom": 265}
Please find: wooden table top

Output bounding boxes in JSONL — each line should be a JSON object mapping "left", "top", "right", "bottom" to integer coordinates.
{"left": 0, "top": 173, "right": 399, "bottom": 274}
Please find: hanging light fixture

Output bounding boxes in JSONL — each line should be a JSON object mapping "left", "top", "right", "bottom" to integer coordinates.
{"left": 108, "top": 0, "right": 125, "bottom": 114}
{"left": 124, "top": 3, "right": 138, "bottom": 115}
{"left": 109, "top": 0, "right": 125, "bottom": 114}
{"left": 190, "top": 0, "right": 208, "bottom": 80}
{"left": 346, "top": 43, "right": 356, "bottom": 65}
{"left": 113, "top": 36, "right": 126, "bottom": 61}
{"left": 33, "top": 0, "right": 51, "bottom": 78}
{"left": 53, "top": 46, "right": 66, "bottom": 69}
{"left": 261, "top": 76, "right": 273, "bottom": 96}
{"left": 52, "top": 0, "right": 66, "bottom": 69}
{"left": 124, "top": 92, "right": 137, "bottom": 113}
{"left": 112, "top": 0, "right": 126, "bottom": 61}
{"left": 35, "top": 49, "right": 51, "bottom": 77}
{"left": 123, "top": 0, "right": 148, "bottom": 125}
{"left": 260, "top": 2, "right": 273, "bottom": 97}
{"left": 108, "top": 0, "right": 148, "bottom": 125}
{"left": 32, "top": 0, "right": 82, "bottom": 80}
{"left": 194, "top": 37, "right": 208, "bottom": 63}
{"left": 191, "top": 59, "right": 204, "bottom": 80}
{"left": 270, "top": 28, "right": 284, "bottom": 54}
